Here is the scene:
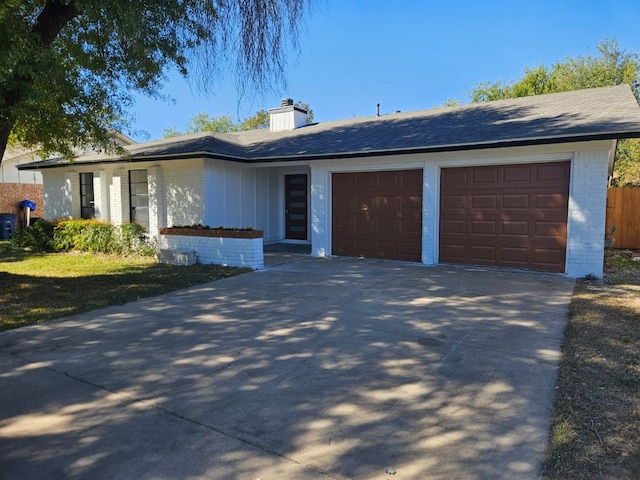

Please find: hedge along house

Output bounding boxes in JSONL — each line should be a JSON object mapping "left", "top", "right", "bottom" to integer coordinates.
{"left": 19, "top": 86, "right": 640, "bottom": 278}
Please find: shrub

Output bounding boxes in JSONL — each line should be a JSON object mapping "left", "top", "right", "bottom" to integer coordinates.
{"left": 12, "top": 219, "right": 154, "bottom": 256}
{"left": 53, "top": 220, "right": 155, "bottom": 256}
{"left": 54, "top": 220, "right": 114, "bottom": 253}
{"left": 119, "top": 223, "right": 156, "bottom": 256}
{"left": 11, "top": 219, "right": 56, "bottom": 252}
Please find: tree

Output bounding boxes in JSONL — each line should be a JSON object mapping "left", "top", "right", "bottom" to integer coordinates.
{"left": 468, "top": 39, "right": 640, "bottom": 186}
{"left": 163, "top": 113, "right": 239, "bottom": 137}
{"left": 238, "top": 110, "right": 270, "bottom": 131}
{"left": 163, "top": 100, "right": 314, "bottom": 137}
{"left": 470, "top": 39, "right": 640, "bottom": 102}
{"left": 0, "top": 1, "right": 312, "bottom": 164}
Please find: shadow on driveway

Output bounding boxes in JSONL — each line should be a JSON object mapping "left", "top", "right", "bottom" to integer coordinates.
{"left": 0, "top": 257, "right": 575, "bottom": 479}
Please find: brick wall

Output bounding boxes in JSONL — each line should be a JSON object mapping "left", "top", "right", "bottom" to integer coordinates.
{"left": 0, "top": 183, "right": 44, "bottom": 229}
{"left": 158, "top": 233, "right": 264, "bottom": 269}
{"left": 565, "top": 150, "right": 610, "bottom": 278}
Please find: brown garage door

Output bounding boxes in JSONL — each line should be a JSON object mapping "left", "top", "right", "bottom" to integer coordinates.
{"left": 439, "top": 162, "right": 570, "bottom": 272}
{"left": 332, "top": 170, "right": 423, "bottom": 261}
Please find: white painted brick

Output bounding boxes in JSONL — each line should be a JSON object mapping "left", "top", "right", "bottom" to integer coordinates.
{"left": 158, "top": 234, "right": 263, "bottom": 269}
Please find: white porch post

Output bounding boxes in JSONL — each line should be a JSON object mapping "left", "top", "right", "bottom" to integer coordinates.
{"left": 94, "top": 170, "right": 112, "bottom": 221}
{"left": 310, "top": 165, "right": 329, "bottom": 257}
{"left": 147, "top": 165, "right": 165, "bottom": 236}
{"left": 109, "top": 168, "right": 129, "bottom": 226}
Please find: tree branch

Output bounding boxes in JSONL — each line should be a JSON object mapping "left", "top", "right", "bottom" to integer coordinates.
{"left": 33, "top": 0, "right": 80, "bottom": 46}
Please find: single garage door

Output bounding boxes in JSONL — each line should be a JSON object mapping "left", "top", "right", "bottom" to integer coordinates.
{"left": 439, "top": 162, "right": 570, "bottom": 272}
{"left": 332, "top": 169, "right": 423, "bottom": 261}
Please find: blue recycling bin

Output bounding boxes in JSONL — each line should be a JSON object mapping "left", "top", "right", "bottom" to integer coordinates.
{"left": 0, "top": 214, "right": 16, "bottom": 240}
{"left": 20, "top": 200, "right": 36, "bottom": 211}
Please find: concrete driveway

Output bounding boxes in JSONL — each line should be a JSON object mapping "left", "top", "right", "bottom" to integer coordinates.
{"left": 0, "top": 255, "right": 575, "bottom": 480}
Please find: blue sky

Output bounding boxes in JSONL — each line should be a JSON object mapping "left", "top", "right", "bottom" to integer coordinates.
{"left": 130, "top": 0, "right": 640, "bottom": 141}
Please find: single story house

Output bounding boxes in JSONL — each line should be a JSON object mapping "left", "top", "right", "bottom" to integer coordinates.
{"left": 19, "top": 85, "right": 640, "bottom": 277}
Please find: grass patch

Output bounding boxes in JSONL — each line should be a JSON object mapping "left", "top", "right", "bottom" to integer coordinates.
{"left": 543, "top": 250, "right": 640, "bottom": 479}
{"left": 0, "top": 241, "right": 251, "bottom": 331}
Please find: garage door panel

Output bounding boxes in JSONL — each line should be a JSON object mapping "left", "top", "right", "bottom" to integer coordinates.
{"left": 402, "top": 195, "right": 422, "bottom": 209}
{"left": 537, "top": 163, "right": 570, "bottom": 182}
{"left": 377, "top": 218, "right": 399, "bottom": 233}
{"left": 501, "top": 247, "right": 529, "bottom": 263}
{"left": 442, "top": 194, "right": 467, "bottom": 210}
{"left": 471, "top": 195, "right": 498, "bottom": 209}
{"left": 470, "top": 245, "right": 497, "bottom": 262}
{"left": 355, "top": 239, "right": 375, "bottom": 253}
{"left": 442, "top": 168, "right": 468, "bottom": 185}
{"left": 534, "top": 193, "right": 568, "bottom": 209}
{"left": 472, "top": 167, "right": 499, "bottom": 184}
{"left": 471, "top": 221, "right": 497, "bottom": 235}
{"left": 440, "top": 243, "right": 466, "bottom": 260}
{"left": 333, "top": 170, "right": 423, "bottom": 262}
{"left": 534, "top": 248, "right": 565, "bottom": 266}
{"left": 401, "top": 219, "right": 422, "bottom": 233}
{"left": 502, "top": 221, "right": 529, "bottom": 236}
{"left": 534, "top": 221, "right": 566, "bottom": 237}
{"left": 503, "top": 165, "right": 532, "bottom": 183}
{"left": 441, "top": 219, "right": 466, "bottom": 234}
{"left": 355, "top": 219, "right": 374, "bottom": 231}
{"left": 440, "top": 162, "right": 569, "bottom": 272}
{"left": 502, "top": 194, "right": 530, "bottom": 209}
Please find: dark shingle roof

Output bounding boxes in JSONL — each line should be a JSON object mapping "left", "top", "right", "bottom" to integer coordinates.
{"left": 20, "top": 85, "right": 640, "bottom": 169}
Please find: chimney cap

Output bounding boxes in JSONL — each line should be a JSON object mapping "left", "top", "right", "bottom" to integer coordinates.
{"left": 281, "top": 98, "right": 294, "bottom": 107}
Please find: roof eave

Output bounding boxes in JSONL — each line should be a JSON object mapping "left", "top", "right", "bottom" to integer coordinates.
{"left": 17, "top": 130, "right": 639, "bottom": 170}
{"left": 244, "top": 130, "right": 640, "bottom": 163}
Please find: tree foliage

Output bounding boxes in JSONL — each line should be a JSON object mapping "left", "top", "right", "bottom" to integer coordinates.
{"left": 0, "top": 0, "right": 312, "bottom": 163}
{"left": 470, "top": 39, "right": 640, "bottom": 102}
{"left": 469, "top": 39, "right": 640, "bottom": 186}
{"left": 163, "top": 101, "right": 314, "bottom": 137}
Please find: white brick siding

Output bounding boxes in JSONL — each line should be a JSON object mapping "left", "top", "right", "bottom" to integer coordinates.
{"left": 310, "top": 165, "right": 330, "bottom": 256}
{"left": 109, "top": 169, "right": 129, "bottom": 225}
{"left": 158, "top": 234, "right": 264, "bottom": 269}
{"left": 148, "top": 166, "right": 165, "bottom": 236}
{"left": 43, "top": 170, "right": 72, "bottom": 219}
{"left": 164, "top": 160, "right": 205, "bottom": 227}
{"left": 94, "top": 170, "right": 111, "bottom": 220}
{"left": 565, "top": 150, "right": 610, "bottom": 278}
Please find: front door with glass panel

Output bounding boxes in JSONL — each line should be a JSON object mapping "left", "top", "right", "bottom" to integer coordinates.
{"left": 285, "top": 174, "right": 307, "bottom": 240}
{"left": 80, "top": 172, "right": 95, "bottom": 219}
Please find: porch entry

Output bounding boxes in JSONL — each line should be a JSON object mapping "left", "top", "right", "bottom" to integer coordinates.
{"left": 284, "top": 174, "right": 308, "bottom": 240}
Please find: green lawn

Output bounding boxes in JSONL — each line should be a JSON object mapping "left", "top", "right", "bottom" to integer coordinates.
{"left": 0, "top": 242, "right": 251, "bottom": 331}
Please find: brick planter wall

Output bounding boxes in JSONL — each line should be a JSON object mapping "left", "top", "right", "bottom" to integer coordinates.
{"left": 158, "top": 228, "right": 264, "bottom": 269}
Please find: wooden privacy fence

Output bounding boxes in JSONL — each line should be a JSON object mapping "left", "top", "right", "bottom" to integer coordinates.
{"left": 606, "top": 187, "right": 640, "bottom": 249}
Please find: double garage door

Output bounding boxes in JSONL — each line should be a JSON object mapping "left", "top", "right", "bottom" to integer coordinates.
{"left": 332, "top": 162, "right": 570, "bottom": 272}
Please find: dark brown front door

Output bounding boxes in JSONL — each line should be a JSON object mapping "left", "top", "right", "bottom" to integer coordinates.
{"left": 439, "top": 162, "right": 570, "bottom": 272}
{"left": 285, "top": 174, "right": 308, "bottom": 240}
{"left": 332, "top": 169, "right": 423, "bottom": 261}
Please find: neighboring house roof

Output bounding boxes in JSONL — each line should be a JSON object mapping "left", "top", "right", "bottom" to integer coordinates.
{"left": 1, "top": 146, "right": 43, "bottom": 184}
{"left": 19, "top": 85, "right": 640, "bottom": 170}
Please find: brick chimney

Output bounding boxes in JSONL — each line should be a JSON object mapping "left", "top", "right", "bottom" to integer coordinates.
{"left": 268, "top": 98, "right": 308, "bottom": 132}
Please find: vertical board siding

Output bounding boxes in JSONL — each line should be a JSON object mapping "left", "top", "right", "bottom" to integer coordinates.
{"left": 606, "top": 187, "right": 640, "bottom": 249}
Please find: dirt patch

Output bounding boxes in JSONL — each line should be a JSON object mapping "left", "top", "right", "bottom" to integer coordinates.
{"left": 543, "top": 250, "right": 640, "bottom": 479}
